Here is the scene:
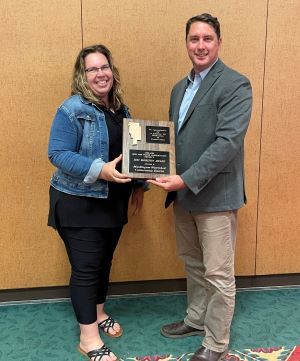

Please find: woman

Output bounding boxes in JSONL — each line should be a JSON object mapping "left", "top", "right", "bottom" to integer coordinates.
{"left": 48, "top": 44, "right": 145, "bottom": 361}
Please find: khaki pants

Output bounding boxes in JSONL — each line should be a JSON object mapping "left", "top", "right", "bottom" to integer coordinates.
{"left": 174, "top": 203, "right": 237, "bottom": 352}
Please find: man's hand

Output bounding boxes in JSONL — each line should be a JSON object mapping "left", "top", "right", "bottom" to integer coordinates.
{"left": 131, "top": 187, "right": 144, "bottom": 215}
{"left": 99, "top": 154, "right": 132, "bottom": 183}
{"left": 147, "top": 175, "right": 186, "bottom": 191}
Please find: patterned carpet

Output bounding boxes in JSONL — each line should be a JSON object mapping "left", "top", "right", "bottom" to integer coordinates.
{"left": 225, "top": 346, "right": 300, "bottom": 360}
{"left": 1, "top": 288, "right": 300, "bottom": 360}
{"left": 125, "top": 346, "right": 300, "bottom": 361}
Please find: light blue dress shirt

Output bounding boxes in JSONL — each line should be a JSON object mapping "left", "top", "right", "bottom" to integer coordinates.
{"left": 177, "top": 73, "right": 202, "bottom": 131}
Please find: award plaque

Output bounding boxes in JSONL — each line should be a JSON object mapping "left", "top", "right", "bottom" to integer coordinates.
{"left": 122, "top": 118, "right": 176, "bottom": 179}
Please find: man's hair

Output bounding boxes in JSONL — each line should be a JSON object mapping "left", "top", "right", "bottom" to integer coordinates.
{"left": 186, "top": 13, "right": 221, "bottom": 40}
{"left": 71, "top": 44, "right": 124, "bottom": 110}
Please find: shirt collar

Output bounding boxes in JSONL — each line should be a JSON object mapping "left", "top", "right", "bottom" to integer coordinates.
{"left": 187, "top": 58, "right": 219, "bottom": 83}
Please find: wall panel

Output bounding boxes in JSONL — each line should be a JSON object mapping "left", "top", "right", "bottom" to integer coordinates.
{"left": 256, "top": 0, "right": 300, "bottom": 274}
{"left": 82, "top": 0, "right": 267, "bottom": 279}
{"left": 0, "top": 0, "right": 82, "bottom": 288}
{"left": 3, "top": 0, "right": 294, "bottom": 290}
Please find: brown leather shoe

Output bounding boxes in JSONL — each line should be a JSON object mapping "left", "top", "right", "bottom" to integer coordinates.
{"left": 160, "top": 320, "right": 204, "bottom": 338}
{"left": 189, "top": 346, "right": 228, "bottom": 361}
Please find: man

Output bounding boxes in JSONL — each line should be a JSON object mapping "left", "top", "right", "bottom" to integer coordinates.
{"left": 148, "top": 13, "right": 252, "bottom": 361}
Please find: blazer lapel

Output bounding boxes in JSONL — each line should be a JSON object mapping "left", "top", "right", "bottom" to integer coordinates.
{"left": 172, "top": 79, "right": 188, "bottom": 134}
{"left": 179, "top": 60, "right": 225, "bottom": 132}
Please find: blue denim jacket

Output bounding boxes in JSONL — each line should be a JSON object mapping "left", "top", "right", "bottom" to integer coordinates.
{"left": 48, "top": 94, "right": 133, "bottom": 198}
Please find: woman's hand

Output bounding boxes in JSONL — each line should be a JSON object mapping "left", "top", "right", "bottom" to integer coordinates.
{"left": 131, "top": 187, "right": 144, "bottom": 215}
{"left": 99, "top": 154, "right": 132, "bottom": 183}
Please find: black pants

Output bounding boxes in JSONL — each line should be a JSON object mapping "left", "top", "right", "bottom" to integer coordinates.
{"left": 57, "top": 226, "right": 122, "bottom": 324}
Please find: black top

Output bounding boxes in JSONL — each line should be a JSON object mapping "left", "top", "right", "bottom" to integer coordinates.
{"left": 48, "top": 106, "right": 132, "bottom": 229}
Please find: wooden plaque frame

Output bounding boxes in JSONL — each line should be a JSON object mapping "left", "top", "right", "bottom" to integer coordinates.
{"left": 122, "top": 118, "right": 176, "bottom": 179}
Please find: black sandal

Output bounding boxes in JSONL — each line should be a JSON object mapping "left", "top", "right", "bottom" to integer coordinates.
{"left": 98, "top": 316, "right": 123, "bottom": 338}
{"left": 77, "top": 344, "right": 117, "bottom": 361}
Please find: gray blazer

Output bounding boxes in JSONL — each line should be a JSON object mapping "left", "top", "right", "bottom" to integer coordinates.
{"left": 166, "top": 59, "right": 252, "bottom": 212}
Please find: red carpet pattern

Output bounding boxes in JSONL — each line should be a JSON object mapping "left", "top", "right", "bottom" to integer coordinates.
{"left": 124, "top": 346, "right": 300, "bottom": 361}
{"left": 224, "top": 346, "right": 300, "bottom": 360}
